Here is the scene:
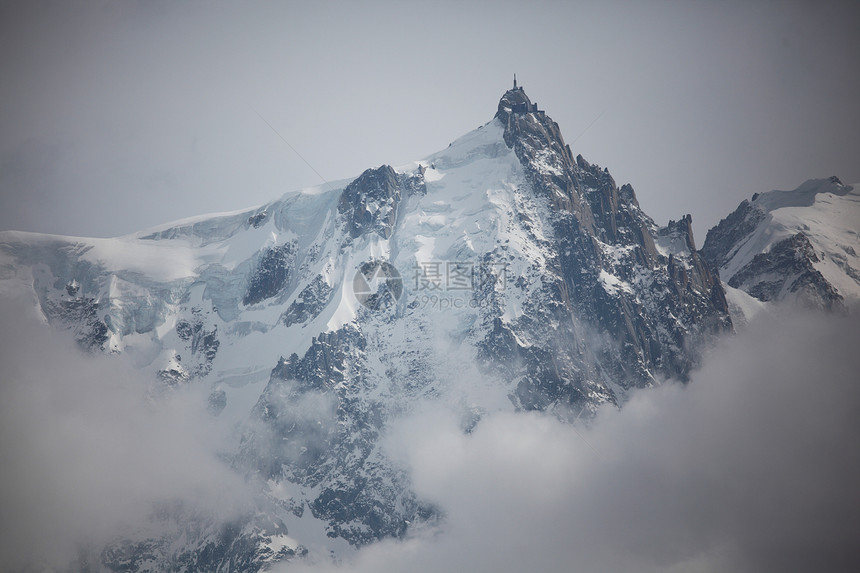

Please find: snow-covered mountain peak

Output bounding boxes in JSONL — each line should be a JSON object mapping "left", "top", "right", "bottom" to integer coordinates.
{"left": 703, "top": 177, "right": 860, "bottom": 310}
{"left": 750, "top": 176, "right": 853, "bottom": 212}
{"left": 0, "top": 84, "right": 736, "bottom": 570}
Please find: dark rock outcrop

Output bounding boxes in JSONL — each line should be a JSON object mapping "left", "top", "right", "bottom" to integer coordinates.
{"left": 728, "top": 232, "right": 843, "bottom": 310}
{"left": 701, "top": 199, "right": 767, "bottom": 269}
{"left": 241, "top": 325, "right": 436, "bottom": 546}
{"left": 280, "top": 274, "right": 334, "bottom": 327}
{"left": 244, "top": 243, "right": 297, "bottom": 306}
{"left": 337, "top": 165, "right": 427, "bottom": 241}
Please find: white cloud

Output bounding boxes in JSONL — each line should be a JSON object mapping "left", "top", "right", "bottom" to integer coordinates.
{"left": 289, "top": 309, "right": 860, "bottom": 573}
{"left": 0, "top": 296, "right": 252, "bottom": 570}
{"left": 3, "top": 289, "right": 859, "bottom": 573}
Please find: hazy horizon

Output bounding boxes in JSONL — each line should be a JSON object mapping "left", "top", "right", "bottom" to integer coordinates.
{"left": 2, "top": 0, "right": 859, "bottom": 243}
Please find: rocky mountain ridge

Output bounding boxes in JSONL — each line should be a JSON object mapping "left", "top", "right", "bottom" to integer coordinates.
{"left": 4, "top": 82, "right": 831, "bottom": 572}
{"left": 702, "top": 176, "right": 860, "bottom": 311}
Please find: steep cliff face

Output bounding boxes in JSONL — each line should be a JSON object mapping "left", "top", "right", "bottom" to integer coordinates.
{"left": 492, "top": 86, "right": 730, "bottom": 407}
{"left": 702, "top": 176, "right": 860, "bottom": 311}
{"left": 0, "top": 85, "right": 734, "bottom": 571}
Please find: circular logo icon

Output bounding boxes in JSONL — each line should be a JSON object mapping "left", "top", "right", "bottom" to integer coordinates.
{"left": 352, "top": 260, "right": 403, "bottom": 310}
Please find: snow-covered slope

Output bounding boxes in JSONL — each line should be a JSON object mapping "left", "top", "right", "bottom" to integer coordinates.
{"left": 702, "top": 177, "right": 860, "bottom": 310}
{"left": 0, "top": 84, "right": 733, "bottom": 571}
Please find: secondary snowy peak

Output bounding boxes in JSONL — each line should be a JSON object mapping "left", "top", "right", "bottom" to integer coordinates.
{"left": 748, "top": 176, "right": 852, "bottom": 211}
{"left": 702, "top": 177, "right": 860, "bottom": 310}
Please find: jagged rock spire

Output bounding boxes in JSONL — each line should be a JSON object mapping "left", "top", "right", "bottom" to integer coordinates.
{"left": 495, "top": 84, "right": 534, "bottom": 122}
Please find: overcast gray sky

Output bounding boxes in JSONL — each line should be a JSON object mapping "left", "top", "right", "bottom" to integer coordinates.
{"left": 1, "top": 0, "right": 858, "bottom": 239}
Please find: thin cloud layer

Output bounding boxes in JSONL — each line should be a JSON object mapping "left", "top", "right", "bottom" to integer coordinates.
{"left": 0, "top": 296, "right": 252, "bottom": 570}
{"left": 290, "top": 309, "right": 860, "bottom": 573}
